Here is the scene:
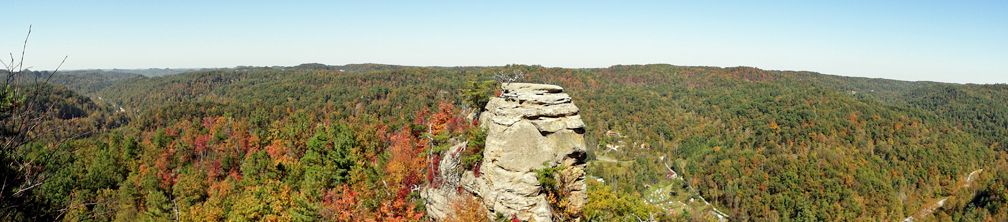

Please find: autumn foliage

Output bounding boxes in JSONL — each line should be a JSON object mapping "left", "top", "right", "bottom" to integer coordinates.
{"left": 11, "top": 64, "right": 1008, "bottom": 221}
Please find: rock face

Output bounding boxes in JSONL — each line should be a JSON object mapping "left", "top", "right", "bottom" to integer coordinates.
{"left": 424, "top": 83, "right": 588, "bottom": 222}
{"left": 473, "top": 83, "right": 587, "bottom": 222}
{"left": 421, "top": 141, "right": 472, "bottom": 220}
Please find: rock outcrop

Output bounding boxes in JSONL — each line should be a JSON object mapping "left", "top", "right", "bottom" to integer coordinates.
{"left": 421, "top": 141, "right": 472, "bottom": 220}
{"left": 424, "top": 83, "right": 588, "bottom": 222}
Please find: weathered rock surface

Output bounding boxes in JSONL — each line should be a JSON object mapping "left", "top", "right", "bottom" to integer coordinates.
{"left": 424, "top": 83, "right": 588, "bottom": 222}
{"left": 421, "top": 141, "right": 470, "bottom": 220}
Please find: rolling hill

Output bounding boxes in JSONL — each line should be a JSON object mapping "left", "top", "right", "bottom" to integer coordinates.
{"left": 4, "top": 64, "right": 1006, "bottom": 221}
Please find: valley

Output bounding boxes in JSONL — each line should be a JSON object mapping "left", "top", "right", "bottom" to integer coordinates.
{"left": 3, "top": 64, "right": 1007, "bottom": 221}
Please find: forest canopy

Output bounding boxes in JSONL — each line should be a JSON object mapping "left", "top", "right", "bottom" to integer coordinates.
{"left": 3, "top": 63, "right": 1007, "bottom": 221}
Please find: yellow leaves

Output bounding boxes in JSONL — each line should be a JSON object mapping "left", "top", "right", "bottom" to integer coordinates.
{"left": 229, "top": 180, "right": 296, "bottom": 222}
{"left": 184, "top": 202, "right": 224, "bottom": 222}
{"left": 374, "top": 197, "right": 425, "bottom": 222}
{"left": 847, "top": 113, "right": 861, "bottom": 127}
{"left": 719, "top": 159, "right": 732, "bottom": 168}
{"left": 385, "top": 129, "right": 427, "bottom": 188}
{"left": 583, "top": 180, "right": 658, "bottom": 221}
{"left": 768, "top": 120, "right": 781, "bottom": 132}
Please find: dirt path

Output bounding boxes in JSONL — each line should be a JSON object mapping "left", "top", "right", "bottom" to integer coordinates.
{"left": 965, "top": 169, "right": 983, "bottom": 187}
{"left": 902, "top": 169, "right": 982, "bottom": 222}
{"left": 594, "top": 156, "right": 632, "bottom": 163}
{"left": 595, "top": 156, "right": 619, "bottom": 162}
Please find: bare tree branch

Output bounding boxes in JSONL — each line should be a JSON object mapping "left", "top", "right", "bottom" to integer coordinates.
{"left": 493, "top": 69, "right": 525, "bottom": 86}
{"left": 1, "top": 25, "right": 77, "bottom": 220}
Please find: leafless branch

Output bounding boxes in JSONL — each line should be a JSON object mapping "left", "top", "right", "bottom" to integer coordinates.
{"left": 1, "top": 25, "right": 76, "bottom": 220}
{"left": 493, "top": 70, "right": 525, "bottom": 86}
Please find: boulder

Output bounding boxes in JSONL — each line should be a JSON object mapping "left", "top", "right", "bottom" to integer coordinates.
{"left": 424, "top": 83, "right": 587, "bottom": 222}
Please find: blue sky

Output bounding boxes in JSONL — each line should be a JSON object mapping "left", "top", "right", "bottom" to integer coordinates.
{"left": 4, "top": 1, "right": 1006, "bottom": 84}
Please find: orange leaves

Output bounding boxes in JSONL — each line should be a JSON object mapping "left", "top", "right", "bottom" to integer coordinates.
{"left": 445, "top": 195, "right": 489, "bottom": 222}
{"left": 386, "top": 129, "right": 427, "bottom": 189}
{"left": 307, "top": 113, "right": 429, "bottom": 222}
{"left": 155, "top": 150, "right": 177, "bottom": 190}
{"left": 380, "top": 129, "right": 427, "bottom": 221}
{"left": 347, "top": 115, "right": 389, "bottom": 167}
{"left": 321, "top": 185, "right": 356, "bottom": 220}
{"left": 768, "top": 120, "right": 781, "bottom": 133}
{"left": 206, "top": 158, "right": 223, "bottom": 179}
{"left": 264, "top": 140, "right": 288, "bottom": 161}
{"left": 847, "top": 112, "right": 862, "bottom": 127}
{"left": 128, "top": 104, "right": 450, "bottom": 221}
{"left": 194, "top": 135, "right": 210, "bottom": 158}
{"left": 429, "top": 102, "right": 468, "bottom": 136}
{"left": 375, "top": 193, "right": 425, "bottom": 222}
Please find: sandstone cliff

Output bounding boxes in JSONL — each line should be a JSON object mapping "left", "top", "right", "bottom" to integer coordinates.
{"left": 423, "top": 83, "right": 588, "bottom": 222}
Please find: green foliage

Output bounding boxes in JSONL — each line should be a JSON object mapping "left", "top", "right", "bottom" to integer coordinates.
{"left": 300, "top": 122, "right": 358, "bottom": 199}
{"left": 8, "top": 63, "right": 1008, "bottom": 221}
{"left": 17, "top": 70, "right": 140, "bottom": 95}
{"left": 534, "top": 162, "right": 583, "bottom": 221}
{"left": 583, "top": 180, "right": 672, "bottom": 221}
{"left": 241, "top": 150, "right": 282, "bottom": 184}
{"left": 460, "top": 126, "right": 487, "bottom": 170}
{"left": 460, "top": 80, "right": 497, "bottom": 113}
{"left": 140, "top": 190, "right": 174, "bottom": 221}
{"left": 0, "top": 81, "right": 126, "bottom": 220}
{"left": 570, "top": 64, "right": 1008, "bottom": 221}
{"left": 534, "top": 162, "right": 563, "bottom": 191}
{"left": 906, "top": 84, "right": 1008, "bottom": 152}
{"left": 172, "top": 166, "right": 208, "bottom": 209}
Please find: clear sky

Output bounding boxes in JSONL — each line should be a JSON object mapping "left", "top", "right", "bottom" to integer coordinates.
{"left": 4, "top": 1, "right": 1006, "bottom": 84}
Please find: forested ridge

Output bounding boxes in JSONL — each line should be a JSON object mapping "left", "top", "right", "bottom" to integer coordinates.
{"left": 3, "top": 64, "right": 1006, "bottom": 221}
{"left": 3, "top": 70, "right": 139, "bottom": 95}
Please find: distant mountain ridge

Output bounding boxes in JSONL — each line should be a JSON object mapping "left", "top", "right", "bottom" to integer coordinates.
{"left": 100, "top": 68, "right": 203, "bottom": 77}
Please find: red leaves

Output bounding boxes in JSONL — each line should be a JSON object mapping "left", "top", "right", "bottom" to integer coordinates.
{"left": 155, "top": 151, "right": 177, "bottom": 190}
{"left": 376, "top": 192, "right": 424, "bottom": 222}
{"left": 473, "top": 164, "right": 481, "bottom": 178}
{"left": 132, "top": 105, "right": 459, "bottom": 221}
{"left": 203, "top": 116, "right": 216, "bottom": 129}
{"left": 166, "top": 127, "right": 179, "bottom": 137}
{"left": 264, "top": 141, "right": 286, "bottom": 160}
{"left": 386, "top": 128, "right": 427, "bottom": 190}
{"left": 194, "top": 134, "right": 210, "bottom": 158}
{"left": 322, "top": 184, "right": 361, "bottom": 221}
{"left": 207, "top": 158, "right": 223, "bottom": 178}
{"left": 396, "top": 187, "right": 411, "bottom": 200}
{"left": 429, "top": 155, "right": 443, "bottom": 188}
{"left": 403, "top": 170, "right": 421, "bottom": 192}
{"left": 429, "top": 102, "right": 469, "bottom": 136}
